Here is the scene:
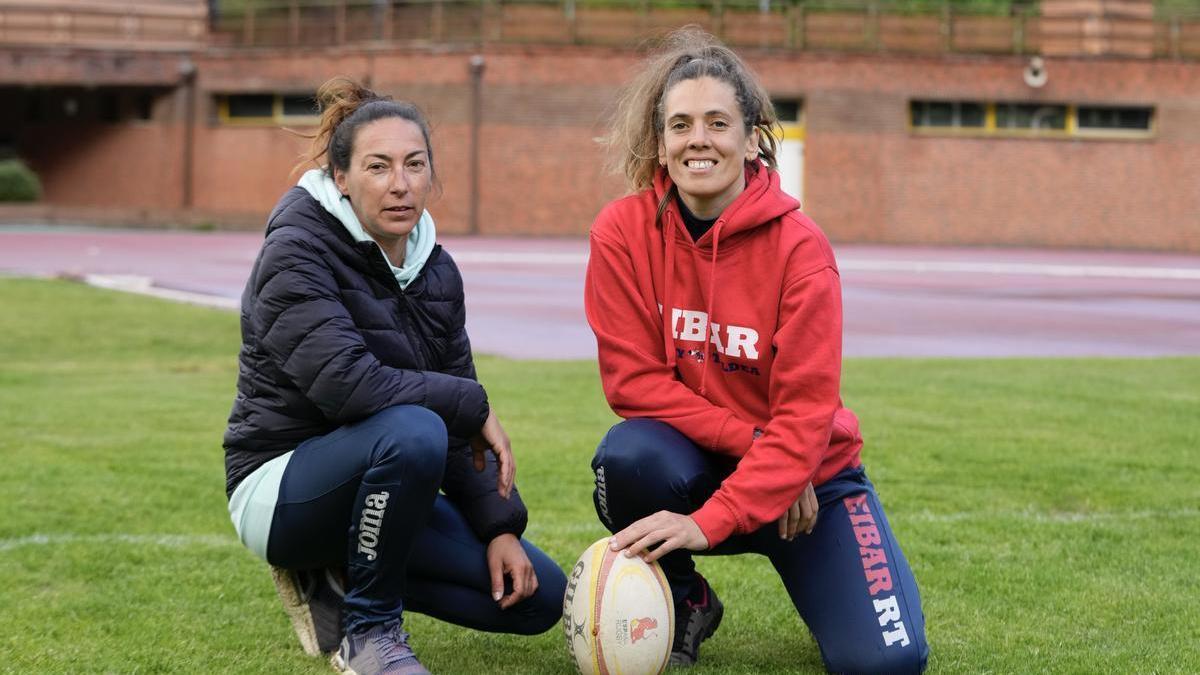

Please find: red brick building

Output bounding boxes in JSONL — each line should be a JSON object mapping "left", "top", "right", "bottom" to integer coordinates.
{"left": 2, "top": 0, "right": 1198, "bottom": 251}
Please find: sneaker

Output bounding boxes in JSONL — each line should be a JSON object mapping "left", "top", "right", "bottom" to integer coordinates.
{"left": 668, "top": 574, "right": 724, "bottom": 667}
{"left": 331, "top": 618, "right": 431, "bottom": 675}
{"left": 270, "top": 565, "right": 346, "bottom": 656}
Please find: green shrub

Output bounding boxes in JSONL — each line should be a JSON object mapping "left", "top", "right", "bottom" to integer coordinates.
{"left": 0, "top": 159, "right": 42, "bottom": 202}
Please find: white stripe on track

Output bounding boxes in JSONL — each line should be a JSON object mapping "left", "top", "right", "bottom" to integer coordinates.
{"left": 0, "top": 533, "right": 238, "bottom": 552}
{"left": 450, "top": 251, "right": 589, "bottom": 265}
{"left": 440, "top": 251, "right": 1200, "bottom": 281}
{"left": 839, "top": 259, "right": 1200, "bottom": 280}
{"left": 81, "top": 274, "right": 238, "bottom": 310}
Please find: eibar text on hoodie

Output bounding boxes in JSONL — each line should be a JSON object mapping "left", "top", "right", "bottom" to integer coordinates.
{"left": 584, "top": 162, "right": 864, "bottom": 547}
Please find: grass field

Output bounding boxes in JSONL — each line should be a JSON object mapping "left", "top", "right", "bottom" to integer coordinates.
{"left": 1, "top": 277, "right": 1198, "bottom": 673}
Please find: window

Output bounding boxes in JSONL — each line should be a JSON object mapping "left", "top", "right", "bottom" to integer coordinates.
{"left": 911, "top": 100, "right": 1154, "bottom": 140}
{"left": 219, "top": 93, "right": 319, "bottom": 125}
{"left": 995, "top": 103, "right": 1067, "bottom": 131}
{"left": 1077, "top": 106, "right": 1153, "bottom": 132}
{"left": 773, "top": 98, "right": 803, "bottom": 124}
{"left": 911, "top": 101, "right": 985, "bottom": 128}
{"left": 281, "top": 95, "right": 318, "bottom": 118}
{"left": 226, "top": 94, "right": 274, "bottom": 119}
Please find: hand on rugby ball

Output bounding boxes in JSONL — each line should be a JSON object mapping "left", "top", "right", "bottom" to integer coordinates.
{"left": 610, "top": 511, "right": 709, "bottom": 563}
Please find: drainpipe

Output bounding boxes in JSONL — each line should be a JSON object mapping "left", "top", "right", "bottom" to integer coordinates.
{"left": 468, "top": 54, "right": 485, "bottom": 235}
{"left": 179, "top": 59, "right": 197, "bottom": 209}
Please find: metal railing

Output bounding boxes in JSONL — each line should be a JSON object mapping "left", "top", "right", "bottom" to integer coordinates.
{"left": 205, "top": 0, "right": 1200, "bottom": 58}
{"left": 0, "top": 1, "right": 209, "bottom": 50}
{"left": 1, "top": 0, "right": 1196, "bottom": 58}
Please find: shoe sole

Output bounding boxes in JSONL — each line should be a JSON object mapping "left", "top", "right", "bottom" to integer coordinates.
{"left": 329, "top": 651, "right": 358, "bottom": 675}
{"left": 270, "top": 566, "right": 322, "bottom": 657}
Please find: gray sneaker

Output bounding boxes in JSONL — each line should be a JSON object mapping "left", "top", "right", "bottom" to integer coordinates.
{"left": 668, "top": 574, "right": 724, "bottom": 667}
{"left": 331, "top": 619, "right": 431, "bottom": 675}
{"left": 270, "top": 565, "right": 346, "bottom": 655}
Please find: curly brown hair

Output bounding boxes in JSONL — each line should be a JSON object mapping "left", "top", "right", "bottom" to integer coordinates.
{"left": 606, "top": 27, "right": 780, "bottom": 194}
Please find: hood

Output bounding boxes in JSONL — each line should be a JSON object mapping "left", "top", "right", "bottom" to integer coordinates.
{"left": 651, "top": 161, "right": 800, "bottom": 394}
{"left": 651, "top": 160, "right": 800, "bottom": 245}
{"left": 296, "top": 168, "right": 436, "bottom": 290}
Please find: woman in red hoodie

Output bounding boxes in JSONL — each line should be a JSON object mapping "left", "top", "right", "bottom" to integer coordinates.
{"left": 584, "top": 29, "right": 928, "bottom": 673}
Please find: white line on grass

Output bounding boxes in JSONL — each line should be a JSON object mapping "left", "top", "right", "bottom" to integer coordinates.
{"left": 528, "top": 507, "right": 1200, "bottom": 537}
{"left": 907, "top": 507, "right": 1200, "bottom": 524}
{"left": 0, "top": 533, "right": 238, "bottom": 552}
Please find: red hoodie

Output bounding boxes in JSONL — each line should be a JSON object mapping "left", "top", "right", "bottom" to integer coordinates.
{"left": 584, "top": 163, "right": 863, "bottom": 547}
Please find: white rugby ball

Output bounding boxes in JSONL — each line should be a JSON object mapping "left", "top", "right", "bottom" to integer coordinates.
{"left": 562, "top": 537, "right": 674, "bottom": 675}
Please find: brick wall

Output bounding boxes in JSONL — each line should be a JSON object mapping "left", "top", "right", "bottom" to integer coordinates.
{"left": 20, "top": 121, "right": 185, "bottom": 209}
{"left": 9, "top": 42, "right": 1199, "bottom": 250}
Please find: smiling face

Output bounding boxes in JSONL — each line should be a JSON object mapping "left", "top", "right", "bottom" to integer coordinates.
{"left": 333, "top": 117, "right": 432, "bottom": 259}
{"left": 657, "top": 76, "right": 759, "bottom": 220}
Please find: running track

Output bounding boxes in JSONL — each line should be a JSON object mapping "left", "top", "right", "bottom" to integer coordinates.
{"left": 2, "top": 226, "right": 1198, "bottom": 359}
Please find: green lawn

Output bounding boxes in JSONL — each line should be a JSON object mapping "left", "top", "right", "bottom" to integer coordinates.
{"left": 1, "top": 277, "right": 1198, "bottom": 673}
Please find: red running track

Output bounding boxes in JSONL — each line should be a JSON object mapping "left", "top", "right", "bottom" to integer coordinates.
{"left": 2, "top": 226, "right": 1198, "bottom": 359}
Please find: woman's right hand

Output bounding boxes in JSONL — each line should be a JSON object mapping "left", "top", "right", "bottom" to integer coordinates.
{"left": 470, "top": 409, "right": 515, "bottom": 499}
{"left": 610, "top": 510, "right": 709, "bottom": 563}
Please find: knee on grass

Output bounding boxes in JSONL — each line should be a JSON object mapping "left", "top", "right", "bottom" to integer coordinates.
{"left": 821, "top": 640, "right": 928, "bottom": 675}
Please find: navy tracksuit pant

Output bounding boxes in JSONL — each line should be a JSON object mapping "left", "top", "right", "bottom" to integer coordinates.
{"left": 264, "top": 405, "right": 565, "bottom": 636}
{"left": 592, "top": 418, "right": 929, "bottom": 674}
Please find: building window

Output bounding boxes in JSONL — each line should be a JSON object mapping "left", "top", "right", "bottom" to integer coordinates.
{"left": 1077, "top": 106, "right": 1153, "bottom": 132}
{"left": 281, "top": 95, "right": 318, "bottom": 118}
{"left": 911, "top": 101, "right": 985, "bottom": 128}
{"left": 227, "top": 94, "right": 274, "bottom": 119}
{"left": 995, "top": 103, "right": 1067, "bottom": 131}
{"left": 219, "top": 93, "right": 319, "bottom": 125}
{"left": 911, "top": 100, "right": 1154, "bottom": 140}
{"left": 773, "top": 98, "right": 803, "bottom": 124}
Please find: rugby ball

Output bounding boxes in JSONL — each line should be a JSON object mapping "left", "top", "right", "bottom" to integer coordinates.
{"left": 562, "top": 537, "right": 674, "bottom": 675}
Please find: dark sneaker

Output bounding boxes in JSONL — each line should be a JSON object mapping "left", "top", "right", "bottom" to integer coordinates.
{"left": 669, "top": 575, "right": 724, "bottom": 667}
{"left": 331, "top": 618, "right": 431, "bottom": 675}
{"left": 270, "top": 565, "right": 346, "bottom": 656}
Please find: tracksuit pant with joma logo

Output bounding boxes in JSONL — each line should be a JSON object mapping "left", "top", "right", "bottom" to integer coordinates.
{"left": 262, "top": 405, "right": 565, "bottom": 635}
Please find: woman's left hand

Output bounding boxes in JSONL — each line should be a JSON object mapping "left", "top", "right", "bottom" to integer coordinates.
{"left": 470, "top": 409, "right": 515, "bottom": 498}
{"left": 777, "top": 481, "right": 819, "bottom": 540}
{"left": 609, "top": 510, "right": 710, "bottom": 564}
{"left": 486, "top": 533, "right": 538, "bottom": 609}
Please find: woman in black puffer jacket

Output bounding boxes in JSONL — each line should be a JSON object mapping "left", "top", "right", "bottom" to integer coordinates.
{"left": 223, "top": 76, "right": 566, "bottom": 675}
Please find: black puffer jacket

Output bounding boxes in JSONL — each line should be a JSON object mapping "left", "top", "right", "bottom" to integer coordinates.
{"left": 224, "top": 187, "right": 526, "bottom": 542}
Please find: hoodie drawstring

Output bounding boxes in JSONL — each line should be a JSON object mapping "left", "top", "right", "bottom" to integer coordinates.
{"left": 698, "top": 220, "right": 723, "bottom": 397}
{"left": 663, "top": 214, "right": 678, "bottom": 369}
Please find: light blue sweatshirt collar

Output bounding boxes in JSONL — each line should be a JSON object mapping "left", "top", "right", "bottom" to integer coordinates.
{"left": 298, "top": 168, "right": 436, "bottom": 290}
